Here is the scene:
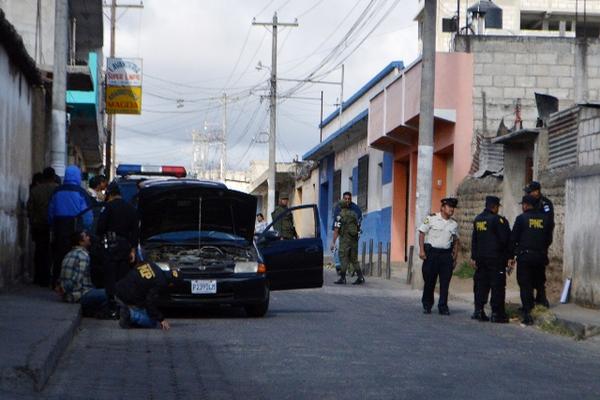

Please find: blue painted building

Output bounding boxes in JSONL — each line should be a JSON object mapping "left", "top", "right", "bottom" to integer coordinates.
{"left": 300, "top": 62, "right": 403, "bottom": 256}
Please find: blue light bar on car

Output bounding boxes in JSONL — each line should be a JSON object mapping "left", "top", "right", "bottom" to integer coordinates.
{"left": 116, "top": 164, "right": 187, "bottom": 178}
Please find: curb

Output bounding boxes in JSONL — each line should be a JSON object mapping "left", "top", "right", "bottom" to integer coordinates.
{"left": 552, "top": 316, "right": 600, "bottom": 340}
{"left": 0, "top": 308, "right": 82, "bottom": 392}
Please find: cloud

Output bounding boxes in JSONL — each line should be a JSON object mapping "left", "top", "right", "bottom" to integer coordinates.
{"left": 107, "top": 0, "right": 419, "bottom": 170}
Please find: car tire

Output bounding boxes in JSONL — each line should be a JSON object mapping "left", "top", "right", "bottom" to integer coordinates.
{"left": 244, "top": 291, "right": 269, "bottom": 318}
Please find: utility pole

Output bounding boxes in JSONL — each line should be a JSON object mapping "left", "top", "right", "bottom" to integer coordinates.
{"left": 338, "top": 64, "right": 344, "bottom": 128}
{"left": 103, "top": 0, "right": 143, "bottom": 179}
{"left": 221, "top": 92, "right": 227, "bottom": 183}
{"left": 253, "top": 12, "right": 298, "bottom": 221}
{"left": 50, "top": 0, "right": 68, "bottom": 177}
{"left": 414, "top": 0, "right": 437, "bottom": 288}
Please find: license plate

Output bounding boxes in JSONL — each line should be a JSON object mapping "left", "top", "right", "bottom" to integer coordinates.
{"left": 191, "top": 280, "right": 217, "bottom": 294}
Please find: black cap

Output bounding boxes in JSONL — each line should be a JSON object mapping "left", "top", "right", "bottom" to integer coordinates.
{"left": 441, "top": 197, "right": 458, "bottom": 208}
{"left": 520, "top": 195, "right": 537, "bottom": 206}
{"left": 485, "top": 196, "right": 501, "bottom": 207}
{"left": 524, "top": 181, "right": 541, "bottom": 193}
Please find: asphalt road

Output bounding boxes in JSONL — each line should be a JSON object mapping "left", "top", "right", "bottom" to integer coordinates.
{"left": 29, "top": 272, "right": 600, "bottom": 399}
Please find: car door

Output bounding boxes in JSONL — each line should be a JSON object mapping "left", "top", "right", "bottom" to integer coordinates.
{"left": 257, "top": 204, "right": 323, "bottom": 290}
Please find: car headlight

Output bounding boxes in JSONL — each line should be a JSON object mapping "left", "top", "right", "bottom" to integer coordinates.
{"left": 234, "top": 261, "right": 258, "bottom": 274}
{"left": 156, "top": 262, "right": 171, "bottom": 272}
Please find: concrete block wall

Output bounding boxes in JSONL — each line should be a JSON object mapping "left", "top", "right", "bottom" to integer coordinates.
{"left": 577, "top": 106, "right": 600, "bottom": 166}
{"left": 456, "top": 36, "right": 581, "bottom": 140}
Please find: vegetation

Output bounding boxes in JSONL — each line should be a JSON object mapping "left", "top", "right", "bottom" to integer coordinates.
{"left": 453, "top": 261, "right": 475, "bottom": 279}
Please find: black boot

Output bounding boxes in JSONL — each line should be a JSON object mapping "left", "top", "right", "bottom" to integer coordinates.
{"left": 471, "top": 309, "right": 489, "bottom": 322}
{"left": 334, "top": 272, "right": 346, "bottom": 284}
{"left": 352, "top": 269, "right": 365, "bottom": 285}
{"left": 490, "top": 312, "right": 509, "bottom": 323}
{"left": 521, "top": 312, "right": 534, "bottom": 325}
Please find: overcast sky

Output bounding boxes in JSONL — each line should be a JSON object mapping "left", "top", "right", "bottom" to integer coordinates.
{"left": 105, "top": 0, "right": 419, "bottom": 172}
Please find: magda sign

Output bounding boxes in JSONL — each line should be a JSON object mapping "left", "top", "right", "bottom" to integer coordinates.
{"left": 106, "top": 86, "right": 142, "bottom": 114}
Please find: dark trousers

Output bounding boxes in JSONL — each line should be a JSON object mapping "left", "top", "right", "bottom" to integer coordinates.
{"left": 104, "top": 240, "right": 132, "bottom": 303}
{"left": 32, "top": 226, "right": 51, "bottom": 286}
{"left": 474, "top": 257, "right": 506, "bottom": 315}
{"left": 422, "top": 248, "right": 453, "bottom": 310}
{"left": 52, "top": 219, "right": 77, "bottom": 285}
{"left": 533, "top": 264, "right": 547, "bottom": 303}
{"left": 517, "top": 253, "right": 547, "bottom": 313}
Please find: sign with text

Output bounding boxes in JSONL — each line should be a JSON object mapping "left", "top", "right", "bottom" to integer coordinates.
{"left": 106, "top": 86, "right": 142, "bottom": 114}
{"left": 106, "top": 58, "right": 143, "bottom": 86}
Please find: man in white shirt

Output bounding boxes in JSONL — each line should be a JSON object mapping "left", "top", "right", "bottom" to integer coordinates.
{"left": 418, "top": 197, "right": 459, "bottom": 315}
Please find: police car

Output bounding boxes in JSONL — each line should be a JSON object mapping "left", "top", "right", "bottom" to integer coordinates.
{"left": 113, "top": 164, "right": 187, "bottom": 205}
{"left": 136, "top": 178, "right": 324, "bottom": 317}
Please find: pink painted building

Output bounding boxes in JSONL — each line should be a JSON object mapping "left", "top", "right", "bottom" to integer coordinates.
{"left": 368, "top": 53, "right": 474, "bottom": 262}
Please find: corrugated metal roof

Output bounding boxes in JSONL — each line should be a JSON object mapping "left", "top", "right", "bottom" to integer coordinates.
{"left": 548, "top": 106, "right": 579, "bottom": 170}
{"left": 471, "top": 134, "right": 504, "bottom": 177}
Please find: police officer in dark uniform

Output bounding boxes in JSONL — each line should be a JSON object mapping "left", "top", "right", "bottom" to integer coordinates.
{"left": 509, "top": 195, "right": 553, "bottom": 325}
{"left": 524, "top": 181, "right": 554, "bottom": 308}
{"left": 116, "top": 261, "right": 179, "bottom": 330}
{"left": 418, "top": 197, "right": 459, "bottom": 315}
{"left": 96, "top": 183, "right": 139, "bottom": 311}
{"left": 271, "top": 193, "right": 297, "bottom": 240}
{"left": 471, "top": 196, "right": 511, "bottom": 323}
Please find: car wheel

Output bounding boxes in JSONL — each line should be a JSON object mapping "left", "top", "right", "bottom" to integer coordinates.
{"left": 244, "top": 291, "right": 270, "bottom": 318}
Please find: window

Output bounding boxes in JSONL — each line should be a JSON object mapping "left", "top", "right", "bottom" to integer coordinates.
{"left": 357, "top": 155, "right": 369, "bottom": 212}
{"left": 333, "top": 170, "right": 341, "bottom": 203}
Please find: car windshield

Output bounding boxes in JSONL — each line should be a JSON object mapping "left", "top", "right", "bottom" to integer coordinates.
{"left": 145, "top": 230, "right": 247, "bottom": 244}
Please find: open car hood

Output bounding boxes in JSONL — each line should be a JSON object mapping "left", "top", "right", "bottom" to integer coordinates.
{"left": 137, "top": 180, "right": 257, "bottom": 243}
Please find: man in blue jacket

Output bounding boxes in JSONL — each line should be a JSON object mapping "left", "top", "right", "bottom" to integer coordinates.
{"left": 48, "top": 165, "right": 93, "bottom": 286}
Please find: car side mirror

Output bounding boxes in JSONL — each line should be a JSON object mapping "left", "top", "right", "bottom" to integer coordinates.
{"left": 258, "top": 229, "right": 280, "bottom": 244}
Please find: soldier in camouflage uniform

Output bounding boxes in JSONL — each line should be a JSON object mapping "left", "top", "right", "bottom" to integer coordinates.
{"left": 331, "top": 192, "right": 364, "bottom": 285}
{"left": 271, "top": 193, "right": 297, "bottom": 240}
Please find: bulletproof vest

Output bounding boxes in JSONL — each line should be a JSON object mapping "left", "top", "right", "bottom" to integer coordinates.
{"left": 340, "top": 207, "right": 359, "bottom": 238}
{"left": 473, "top": 210, "right": 508, "bottom": 258}
{"left": 518, "top": 211, "right": 549, "bottom": 252}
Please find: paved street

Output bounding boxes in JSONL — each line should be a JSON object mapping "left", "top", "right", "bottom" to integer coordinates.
{"left": 23, "top": 273, "right": 600, "bottom": 399}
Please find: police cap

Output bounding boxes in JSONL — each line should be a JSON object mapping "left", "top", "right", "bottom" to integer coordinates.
{"left": 441, "top": 197, "right": 458, "bottom": 208}
{"left": 485, "top": 196, "right": 501, "bottom": 207}
{"left": 524, "top": 181, "right": 541, "bottom": 193}
{"left": 520, "top": 195, "right": 537, "bottom": 206}
{"left": 279, "top": 193, "right": 289, "bottom": 200}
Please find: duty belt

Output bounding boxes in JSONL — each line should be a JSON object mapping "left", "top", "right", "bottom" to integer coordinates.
{"left": 426, "top": 244, "right": 452, "bottom": 253}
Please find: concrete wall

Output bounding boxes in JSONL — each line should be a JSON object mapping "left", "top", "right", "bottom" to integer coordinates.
{"left": 564, "top": 173, "right": 600, "bottom": 308}
{"left": 455, "top": 36, "right": 582, "bottom": 141}
{"left": 563, "top": 106, "right": 600, "bottom": 307}
{"left": 0, "top": 0, "right": 55, "bottom": 64}
{"left": 0, "top": 43, "right": 35, "bottom": 289}
{"left": 424, "top": 0, "right": 600, "bottom": 52}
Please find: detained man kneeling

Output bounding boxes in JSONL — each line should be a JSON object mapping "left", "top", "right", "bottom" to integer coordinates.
{"left": 57, "top": 230, "right": 110, "bottom": 317}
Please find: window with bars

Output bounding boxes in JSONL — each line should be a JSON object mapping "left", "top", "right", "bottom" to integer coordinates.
{"left": 357, "top": 155, "right": 369, "bottom": 212}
